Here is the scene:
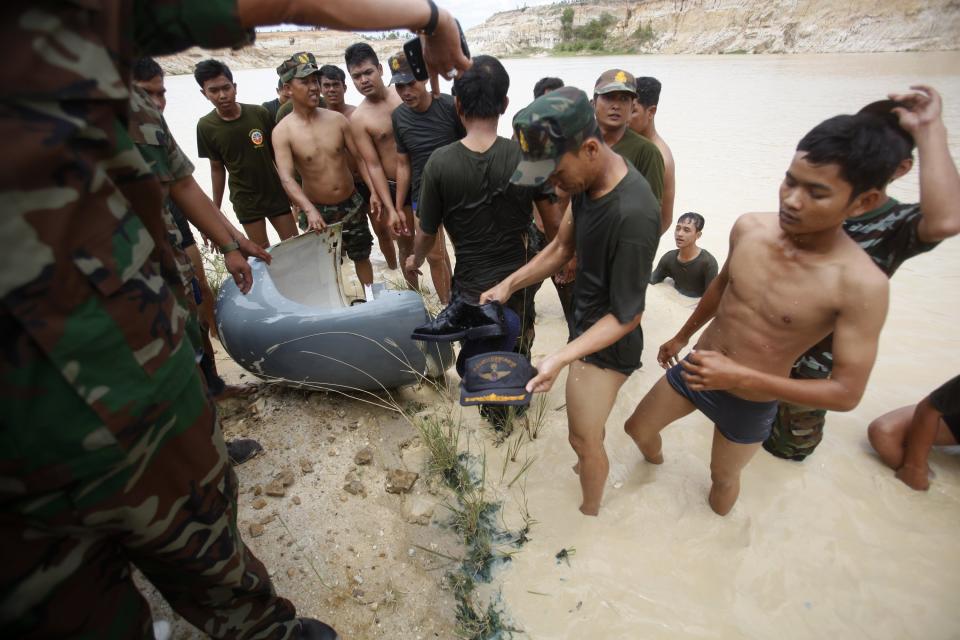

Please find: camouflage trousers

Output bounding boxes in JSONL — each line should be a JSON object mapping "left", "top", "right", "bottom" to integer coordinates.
{"left": 0, "top": 349, "right": 296, "bottom": 639}
{"left": 763, "top": 402, "right": 828, "bottom": 461}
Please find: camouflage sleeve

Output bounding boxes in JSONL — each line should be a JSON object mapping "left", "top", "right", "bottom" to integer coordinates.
{"left": 134, "top": 0, "right": 254, "bottom": 56}
{"left": 162, "top": 117, "right": 195, "bottom": 182}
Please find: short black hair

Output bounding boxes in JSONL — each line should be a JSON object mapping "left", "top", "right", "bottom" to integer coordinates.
{"left": 319, "top": 65, "right": 347, "bottom": 84}
{"left": 533, "top": 77, "right": 564, "bottom": 99}
{"left": 345, "top": 43, "right": 379, "bottom": 69}
{"left": 678, "top": 212, "right": 705, "bottom": 231}
{"left": 194, "top": 59, "right": 233, "bottom": 88}
{"left": 453, "top": 55, "right": 510, "bottom": 120}
{"left": 133, "top": 57, "right": 163, "bottom": 82}
{"left": 635, "top": 76, "right": 661, "bottom": 107}
{"left": 797, "top": 114, "right": 911, "bottom": 198}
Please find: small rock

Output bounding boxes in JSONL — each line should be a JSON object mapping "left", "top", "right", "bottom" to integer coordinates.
{"left": 292, "top": 496, "right": 302, "bottom": 505}
{"left": 403, "top": 495, "right": 435, "bottom": 525}
{"left": 253, "top": 485, "right": 263, "bottom": 496}
{"left": 299, "top": 458, "right": 314, "bottom": 474}
{"left": 326, "top": 435, "right": 336, "bottom": 444}
{"left": 265, "top": 480, "right": 286, "bottom": 497}
{"left": 353, "top": 574, "right": 364, "bottom": 584}
{"left": 340, "top": 495, "right": 349, "bottom": 502}
{"left": 354, "top": 447, "right": 374, "bottom": 466}
{"left": 352, "top": 588, "right": 365, "bottom": 598}
{"left": 343, "top": 479, "right": 366, "bottom": 496}
{"left": 385, "top": 469, "right": 419, "bottom": 494}
{"left": 347, "top": 419, "right": 360, "bottom": 431}
{"left": 369, "top": 602, "right": 379, "bottom": 611}
{"left": 328, "top": 449, "right": 338, "bottom": 457}
{"left": 277, "top": 467, "right": 295, "bottom": 487}
{"left": 337, "top": 409, "right": 346, "bottom": 419}
{"left": 249, "top": 523, "right": 264, "bottom": 537}
{"left": 287, "top": 568, "right": 296, "bottom": 578}
{"left": 259, "top": 514, "right": 277, "bottom": 525}
{"left": 252, "top": 498, "right": 268, "bottom": 510}
{"left": 407, "top": 548, "right": 416, "bottom": 557}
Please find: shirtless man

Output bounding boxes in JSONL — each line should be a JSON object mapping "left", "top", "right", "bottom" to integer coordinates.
{"left": 346, "top": 43, "right": 411, "bottom": 277}
{"left": 623, "top": 113, "right": 897, "bottom": 516}
{"left": 630, "top": 76, "right": 675, "bottom": 234}
{"left": 272, "top": 53, "right": 376, "bottom": 298}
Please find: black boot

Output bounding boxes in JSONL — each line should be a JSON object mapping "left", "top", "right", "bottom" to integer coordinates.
{"left": 297, "top": 618, "right": 339, "bottom": 640}
{"left": 226, "top": 438, "right": 263, "bottom": 465}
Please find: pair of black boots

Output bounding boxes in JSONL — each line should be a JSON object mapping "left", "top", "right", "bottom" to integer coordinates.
{"left": 411, "top": 297, "right": 506, "bottom": 342}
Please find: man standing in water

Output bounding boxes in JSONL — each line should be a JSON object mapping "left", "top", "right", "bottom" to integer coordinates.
{"left": 630, "top": 76, "right": 675, "bottom": 234}
{"left": 650, "top": 212, "right": 718, "bottom": 298}
{"left": 764, "top": 86, "right": 960, "bottom": 461}
{"left": 624, "top": 113, "right": 900, "bottom": 516}
{"left": 481, "top": 87, "right": 661, "bottom": 516}
{"left": 593, "top": 69, "right": 665, "bottom": 223}
{"left": 347, "top": 43, "right": 410, "bottom": 276}
{"left": 195, "top": 59, "right": 299, "bottom": 248}
{"left": 391, "top": 51, "right": 461, "bottom": 303}
{"left": 272, "top": 53, "right": 378, "bottom": 299}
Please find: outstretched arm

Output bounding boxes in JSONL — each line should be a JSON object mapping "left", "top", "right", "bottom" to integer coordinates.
{"left": 480, "top": 207, "right": 576, "bottom": 305}
{"left": 237, "top": 0, "right": 471, "bottom": 88}
{"left": 889, "top": 86, "right": 960, "bottom": 243}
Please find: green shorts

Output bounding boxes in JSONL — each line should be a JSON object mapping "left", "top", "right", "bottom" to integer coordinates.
{"left": 298, "top": 191, "right": 373, "bottom": 262}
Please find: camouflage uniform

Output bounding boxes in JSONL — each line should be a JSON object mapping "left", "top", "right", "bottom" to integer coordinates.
{"left": 764, "top": 200, "right": 940, "bottom": 460}
{"left": 0, "top": 2, "right": 296, "bottom": 638}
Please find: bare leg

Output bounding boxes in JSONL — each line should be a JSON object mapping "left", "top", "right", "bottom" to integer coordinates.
{"left": 268, "top": 212, "right": 298, "bottom": 241}
{"left": 397, "top": 207, "right": 417, "bottom": 290}
{"left": 565, "top": 360, "right": 628, "bottom": 516}
{"left": 353, "top": 258, "right": 374, "bottom": 286}
{"left": 867, "top": 403, "right": 958, "bottom": 469}
{"left": 241, "top": 220, "right": 269, "bottom": 248}
{"left": 624, "top": 375, "right": 696, "bottom": 464}
{"left": 708, "top": 428, "right": 762, "bottom": 516}
{"left": 426, "top": 225, "right": 452, "bottom": 304}
{"left": 371, "top": 211, "right": 398, "bottom": 270}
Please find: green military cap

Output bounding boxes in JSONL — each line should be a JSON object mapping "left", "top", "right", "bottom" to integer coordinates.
{"left": 277, "top": 51, "right": 319, "bottom": 83}
{"left": 511, "top": 86, "right": 598, "bottom": 186}
{"left": 594, "top": 68, "right": 637, "bottom": 96}
{"left": 387, "top": 51, "right": 416, "bottom": 85}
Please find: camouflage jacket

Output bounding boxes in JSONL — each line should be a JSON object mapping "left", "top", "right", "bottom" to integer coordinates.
{"left": 129, "top": 85, "right": 196, "bottom": 295}
{"left": 0, "top": 1, "right": 252, "bottom": 494}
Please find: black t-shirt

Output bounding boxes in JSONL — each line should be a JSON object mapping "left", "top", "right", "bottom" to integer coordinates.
{"left": 418, "top": 137, "right": 551, "bottom": 300}
{"left": 572, "top": 166, "right": 661, "bottom": 374}
{"left": 392, "top": 93, "right": 465, "bottom": 205}
{"left": 196, "top": 104, "right": 289, "bottom": 219}
{"left": 650, "top": 248, "right": 719, "bottom": 297}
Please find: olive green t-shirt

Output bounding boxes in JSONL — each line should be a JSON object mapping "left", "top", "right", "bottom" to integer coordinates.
{"left": 196, "top": 103, "right": 289, "bottom": 221}
{"left": 611, "top": 128, "right": 665, "bottom": 203}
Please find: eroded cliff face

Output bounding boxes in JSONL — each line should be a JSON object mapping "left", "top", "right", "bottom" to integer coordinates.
{"left": 466, "top": 0, "right": 960, "bottom": 56}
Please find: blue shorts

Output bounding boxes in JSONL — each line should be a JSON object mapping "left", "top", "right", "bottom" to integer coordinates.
{"left": 665, "top": 359, "right": 777, "bottom": 444}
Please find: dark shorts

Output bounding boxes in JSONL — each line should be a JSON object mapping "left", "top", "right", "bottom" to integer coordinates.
{"left": 299, "top": 191, "right": 373, "bottom": 262}
{"left": 666, "top": 359, "right": 777, "bottom": 444}
{"left": 387, "top": 179, "right": 411, "bottom": 208}
{"left": 944, "top": 413, "right": 960, "bottom": 443}
{"left": 237, "top": 207, "right": 292, "bottom": 225}
{"left": 168, "top": 199, "right": 196, "bottom": 249}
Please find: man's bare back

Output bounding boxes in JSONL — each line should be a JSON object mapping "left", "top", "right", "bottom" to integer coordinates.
{"left": 274, "top": 107, "right": 355, "bottom": 205}
{"left": 649, "top": 133, "right": 675, "bottom": 231}
{"left": 695, "top": 212, "right": 887, "bottom": 401}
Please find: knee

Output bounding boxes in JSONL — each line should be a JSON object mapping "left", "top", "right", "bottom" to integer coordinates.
{"left": 568, "top": 432, "right": 601, "bottom": 458}
{"left": 867, "top": 416, "right": 898, "bottom": 452}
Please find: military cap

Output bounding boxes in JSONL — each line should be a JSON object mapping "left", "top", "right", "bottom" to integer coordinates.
{"left": 387, "top": 51, "right": 416, "bottom": 85}
{"left": 594, "top": 68, "right": 637, "bottom": 96}
{"left": 511, "top": 86, "right": 598, "bottom": 186}
{"left": 277, "top": 51, "right": 319, "bottom": 83}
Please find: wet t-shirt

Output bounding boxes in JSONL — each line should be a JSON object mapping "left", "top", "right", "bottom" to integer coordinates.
{"left": 573, "top": 165, "right": 661, "bottom": 374}
{"left": 392, "top": 93, "right": 465, "bottom": 205}
{"left": 651, "top": 248, "right": 719, "bottom": 297}
{"left": 418, "top": 137, "right": 551, "bottom": 300}
{"left": 611, "top": 128, "right": 665, "bottom": 202}
{"left": 196, "top": 103, "right": 289, "bottom": 220}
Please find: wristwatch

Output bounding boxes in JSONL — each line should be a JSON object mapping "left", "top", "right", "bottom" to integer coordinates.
{"left": 220, "top": 240, "right": 240, "bottom": 254}
{"left": 417, "top": 0, "right": 439, "bottom": 37}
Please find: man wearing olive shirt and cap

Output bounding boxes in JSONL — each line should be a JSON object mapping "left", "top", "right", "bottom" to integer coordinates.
{"left": 482, "top": 87, "right": 661, "bottom": 516}
{"left": 593, "top": 68, "right": 667, "bottom": 233}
